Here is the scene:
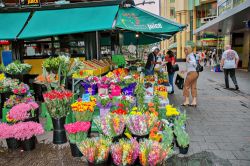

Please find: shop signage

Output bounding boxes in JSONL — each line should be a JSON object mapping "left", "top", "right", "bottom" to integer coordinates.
{"left": 0, "top": 40, "right": 10, "bottom": 45}
{"left": 19, "top": 0, "right": 40, "bottom": 8}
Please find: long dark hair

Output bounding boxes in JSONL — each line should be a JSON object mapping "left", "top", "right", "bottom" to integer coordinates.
{"left": 167, "top": 50, "right": 175, "bottom": 58}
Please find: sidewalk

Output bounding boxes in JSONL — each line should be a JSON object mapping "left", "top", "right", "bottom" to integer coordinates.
{"left": 169, "top": 63, "right": 250, "bottom": 166}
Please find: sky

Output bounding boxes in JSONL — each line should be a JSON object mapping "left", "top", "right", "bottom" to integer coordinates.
{"left": 134, "top": 0, "right": 160, "bottom": 15}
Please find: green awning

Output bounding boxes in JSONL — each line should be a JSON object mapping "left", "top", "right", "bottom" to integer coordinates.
{"left": 116, "top": 7, "right": 185, "bottom": 34}
{"left": 123, "top": 32, "right": 163, "bottom": 45}
{"left": 19, "top": 5, "right": 119, "bottom": 39}
{"left": 0, "top": 12, "right": 30, "bottom": 40}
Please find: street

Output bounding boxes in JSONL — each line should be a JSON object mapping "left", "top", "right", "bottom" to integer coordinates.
{"left": 169, "top": 64, "right": 250, "bottom": 166}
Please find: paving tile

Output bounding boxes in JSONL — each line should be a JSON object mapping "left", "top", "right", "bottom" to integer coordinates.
{"left": 232, "top": 151, "right": 250, "bottom": 160}
{"left": 208, "top": 150, "right": 236, "bottom": 160}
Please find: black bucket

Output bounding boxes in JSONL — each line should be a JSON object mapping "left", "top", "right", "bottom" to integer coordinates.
{"left": 70, "top": 143, "right": 83, "bottom": 157}
{"left": 52, "top": 117, "right": 67, "bottom": 144}
{"left": 21, "top": 136, "right": 36, "bottom": 151}
{"left": 6, "top": 138, "right": 20, "bottom": 150}
{"left": 179, "top": 145, "right": 189, "bottom": 154}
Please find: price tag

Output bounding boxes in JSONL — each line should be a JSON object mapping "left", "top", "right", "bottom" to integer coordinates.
{"left": 82, "top": 93, "right": 90, "bottom": 102}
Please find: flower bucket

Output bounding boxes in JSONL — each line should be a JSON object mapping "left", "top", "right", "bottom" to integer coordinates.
{"left": 21, "top": 136, "right": 36, "bottom": 151}
{"left": 70, "top": 143, "right": 83, "bottom": 157}
{"left": 52, "top": 117, "right": 67, "bottom": 144}
{"left": 132, "top": 134, "right": 149, "bottom": 142}
{"left": 99, "top": 108, "right": 110, "bottom": 117}
{"left": 6, "top": 138, "right": 20, "bottom": 150}
{"left": 179, "top": 145, "right": 189, "bottom": 154}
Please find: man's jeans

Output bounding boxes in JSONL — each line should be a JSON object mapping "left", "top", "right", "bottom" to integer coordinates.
{"left": 224, "top": 68, "right": 238, "bottom": 88}
{"left": 168, "top": 72, "right": 175, "bottom": 92}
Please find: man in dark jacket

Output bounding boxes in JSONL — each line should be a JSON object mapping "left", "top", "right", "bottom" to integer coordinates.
{"left": 145, "top": 47, "right": 161, "bottom": 76}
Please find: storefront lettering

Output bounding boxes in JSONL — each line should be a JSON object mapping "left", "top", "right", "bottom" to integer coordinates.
{"left": 27, "top": 0, "right": 39, "bottom": 5}
{"left": 147, "top": 23, "right": 162, "bottom": 30}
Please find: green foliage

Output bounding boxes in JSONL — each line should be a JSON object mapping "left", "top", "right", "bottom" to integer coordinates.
{"left": 176, "top": 129, "right": 190, "bottom": 148}
{"left": 135, "top": 81, "right": 146, "bottom": 112}
{"left": 4, "top": 60, "right": 32, "bottom": 75}
{"left": 162, "top": 124, "right": 174, "bottom": 147}
{"left": 153, "top": 94, "right": 160, "bottom": 112}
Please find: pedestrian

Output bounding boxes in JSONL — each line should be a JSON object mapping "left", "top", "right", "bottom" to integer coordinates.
{"left": 220, "top": 45, "right": 239, "bottom": 90}
{"left": 203, "top": 50, "right": 207, "bottom": 67}
{"left": 181, "top": 45, "right": 199, "bottom": 107}
{"left": 145, "top": 47, "right": 161, "bottom": 76}
{"left": 165, "top": 50, "right": 176, "bottom": 94}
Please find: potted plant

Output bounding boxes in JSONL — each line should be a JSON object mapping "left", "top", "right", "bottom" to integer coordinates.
{"left": 0, "top": 123, "right": 20, "bottom": 150}
{"left": 0, "top": 122, "right": 44, "bottom": 151}
{"left": 96, "top": 95, "right": 112, "bottom": 117}
{"left": 161, "top": 120, "right": 174, "bottom": 147}
{"left": 175, "top": 127, "right": 190, "bottom": 154}
{"left": 43, "top": 90, "right": 73, "bottom": 144}
{"left": 64, "top": 121, "right": 91, "bottom": 157}
{"left": 78, "top": 137, "right": 112, "bottom": 165}
{"left": 111, "top": 138, "right": 139, "bottom": 166}
{"left": 12, "top": 121, "right": 44, "bottom": 151}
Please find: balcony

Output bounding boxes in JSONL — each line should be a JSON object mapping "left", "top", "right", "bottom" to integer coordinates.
{"left": 218, "top": 0, "right": 246, "bottom": 15}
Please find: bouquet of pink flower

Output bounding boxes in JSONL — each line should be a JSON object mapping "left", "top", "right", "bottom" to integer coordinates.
{"left": 78, "top": 137, "right": 112, "bottom": 164}
{"left": 111, "top": 138, "right": 139, "bottom": 166}
{"left": 94, "top": 113, "right": 126, "bottom": 138}
{"left": 139, "top": 140, "right": 170, "bottom": 166}
{"left": 0, "top": 123, "right": 13, "bottom": 139}
{"left": 0, "top": 122, "right": 44, "bottom": 140}
{"left": 126, "top": 114, "right": 158, "bottom": 136}
{"left": 64, "top": 121, "right": 91, "bottom": 143}
{"left": 7, "top": 102, "right": 39, "bottom": 122}
{"left": 43, "top": 90, "right": 73, "bottom": 118}
{"left": 11, "top": 83, "right": 29, "bottom": 95}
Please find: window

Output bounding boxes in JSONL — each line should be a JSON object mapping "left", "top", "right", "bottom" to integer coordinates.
{"left": 170, "top": 8, "right": 176, "bottom": 18}
{"left": 170, "top": 0, "right": 175, "bottom": 3}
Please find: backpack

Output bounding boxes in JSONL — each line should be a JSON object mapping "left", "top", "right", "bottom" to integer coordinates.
{"left": 194, "top": 54, "right": 203, "bottom": 72}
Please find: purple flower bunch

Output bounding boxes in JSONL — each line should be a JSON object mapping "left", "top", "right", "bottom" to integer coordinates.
{"left": 0, "top": 122, "right": 44, "bottom": 140}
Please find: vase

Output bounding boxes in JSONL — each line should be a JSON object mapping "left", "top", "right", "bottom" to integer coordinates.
{"left": 21, "top": 136, "right": 36, "bottom": 151}
{"left": 52, "top": 117, "right": 67, "bottom": 144}
{"left": 69, "top": 143, "right": 83, "bottom": 157}
{"left": 179, "top": 145, "right": 189, "bottom": 154}
{"left": 6, "top": 138, "right": 20, "bottom": 150}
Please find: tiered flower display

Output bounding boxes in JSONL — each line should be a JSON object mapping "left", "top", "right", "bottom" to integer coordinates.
{"left": 78, "top": 137, "right": 112, "bottom": 164}
{"left": 111, "top": 138, "right": 139, "bottom": 166}
{"left": 43, "top": 90, "right": 73, "bottom": 118}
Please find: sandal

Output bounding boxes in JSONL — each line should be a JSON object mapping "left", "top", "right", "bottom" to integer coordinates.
{"left": 181, "top": 104, "right": 189, "bottom": 107}
{"left": 189, "top": 104, "right": 197, "bottom": 107}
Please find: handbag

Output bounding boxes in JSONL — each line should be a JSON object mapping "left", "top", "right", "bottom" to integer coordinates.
{"left": 171, "top": 64, "right": 179, "bottom": 72}
{"left": 175, "top": 74, "right": 184, "bottom": 89}
{"left": 194, "top": 54, "right": 203, "bottom": 72}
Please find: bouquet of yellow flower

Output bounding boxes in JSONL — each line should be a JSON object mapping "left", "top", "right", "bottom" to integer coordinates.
{"left": 78, "top": 137, "right": 112, "bottom": 165}
{"left": 71, "top": 97, "right": 96, "bottom": 121}
{"left": 166, "top": 105, "right": 180, "bottom": 117}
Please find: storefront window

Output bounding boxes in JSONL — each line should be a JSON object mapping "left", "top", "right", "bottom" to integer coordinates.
{"left": 23, "top": 35, "right": 86, "bottom": 58}
{"left": 170, "top": 8, "right": 176, "bottom": 18}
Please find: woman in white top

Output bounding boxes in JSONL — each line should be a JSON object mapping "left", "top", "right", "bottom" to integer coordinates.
{"left": 182, "top": 46, "right": 199, "bottom": 107}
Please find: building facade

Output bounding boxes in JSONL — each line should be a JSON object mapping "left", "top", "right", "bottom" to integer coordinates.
{"left": 160, "top": 0, "right": 217, "bottom": 60}
{"left": 195, "top": 0, "right": 250, "bottom": 70}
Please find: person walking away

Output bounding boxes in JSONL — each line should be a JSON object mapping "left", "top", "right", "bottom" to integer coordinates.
{"left": 220, "top": 45, "right": 239, "bottom": 90}
{"left": 145, "top": 47, "right": 161, "bottom": 76}
{"left": 166, "top": 50, "right": 176, "bottom": 94}
{"left": 203, "top": 50, "right": 207, "bottom": 67}
{"left": 182, "top": 46, "right": 199, "bottom": 107}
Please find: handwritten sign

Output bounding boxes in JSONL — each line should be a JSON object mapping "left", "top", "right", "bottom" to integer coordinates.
{"left": 82, "top": 93, "right": 90, "bottom": 102}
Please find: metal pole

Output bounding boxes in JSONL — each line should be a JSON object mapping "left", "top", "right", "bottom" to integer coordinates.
{"left": 96, "top": 31, "right": 99, "bottom": 60}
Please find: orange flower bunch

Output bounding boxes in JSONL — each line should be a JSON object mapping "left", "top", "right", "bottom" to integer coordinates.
{"left": 71, "top": 98, "right": 96, "bottom": 112}
{"left": 149, "top": 122, "right": 162, "bottom": 142}
{"left": 146, "top": 102, "right": 158, "bottom": 117}
{"left": 35, "top": 74, "right": 58, "bottom": 84}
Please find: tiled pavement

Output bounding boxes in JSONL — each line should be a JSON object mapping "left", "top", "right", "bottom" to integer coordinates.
{"left": 169, "top": 64, "right": 250, "bottom": 166}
